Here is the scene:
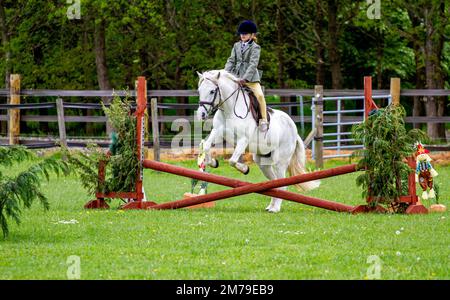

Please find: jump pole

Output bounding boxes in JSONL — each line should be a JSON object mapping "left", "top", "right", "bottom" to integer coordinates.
{"left": 127, "top": 76, "right": 357, "bottom": 213}
{"left": 143, "top": 160, "right": 358, "bottom": 212}
{"left": 88, "top": 76, "right": 427, "bottom": 214}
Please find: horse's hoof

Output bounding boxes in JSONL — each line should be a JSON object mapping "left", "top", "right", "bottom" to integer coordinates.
{"left": 265, "top": 205, "right": 279, "bottom": 213}
{"left": 243, "top": 165, "right": 250, "bottom": 175}
{"left": 209, "top": 158, "right": 219, "bottom": 168}
{"left": 233, "top": 162, "right": 249, "bottom": 175}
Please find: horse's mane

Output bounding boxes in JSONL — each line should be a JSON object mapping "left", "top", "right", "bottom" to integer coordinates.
{"left": 199, "top": 69, "right": 238, "bottom": 86}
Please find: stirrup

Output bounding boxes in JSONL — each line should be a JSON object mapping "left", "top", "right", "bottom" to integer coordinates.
{"left": 259, "top": 119, "right": 269, "bottom": 132}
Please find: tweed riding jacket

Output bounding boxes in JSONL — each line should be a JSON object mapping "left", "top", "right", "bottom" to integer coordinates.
{"left": 224, "top": 40, "right": 262, "bottom": 83}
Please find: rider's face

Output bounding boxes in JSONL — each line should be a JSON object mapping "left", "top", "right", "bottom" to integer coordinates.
{"left": 240, "top": 33, "right": 252, "bottom": 42}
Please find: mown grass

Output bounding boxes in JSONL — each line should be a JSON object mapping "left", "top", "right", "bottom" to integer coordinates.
{"left": 0, "top": 158, "right": 448, "bottom": 279}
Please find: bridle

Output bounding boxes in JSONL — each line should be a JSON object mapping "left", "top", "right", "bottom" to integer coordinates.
{"left": 198, "top": 78, "right": 222, "bottom": 116}
{"left": 199, "top": 77, "right": 250, "bottom": 119}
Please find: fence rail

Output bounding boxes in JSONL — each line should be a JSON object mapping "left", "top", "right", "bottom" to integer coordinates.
{"left": 0, "top": 79, "right": 449, "bottom": 157}
{"left": 1, "top": 88, "right": 450, "bottom": 97}
{"left": 1, "top": 102, "right": 448, "bottom": 123}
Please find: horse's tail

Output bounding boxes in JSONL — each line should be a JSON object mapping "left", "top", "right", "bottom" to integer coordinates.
{"left": 288, "top": 135, "right": 321, "bottom": 192}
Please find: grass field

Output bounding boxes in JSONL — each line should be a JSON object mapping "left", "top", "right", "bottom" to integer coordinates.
{"left": 0, "top": 158, "right": 448, "bottom": 280}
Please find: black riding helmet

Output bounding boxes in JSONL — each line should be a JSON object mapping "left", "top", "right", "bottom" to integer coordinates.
{"left": 237, "top": 20, "right": 257, "bottom": 34}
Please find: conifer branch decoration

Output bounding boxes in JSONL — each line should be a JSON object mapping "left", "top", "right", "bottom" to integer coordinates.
{"left": 69, "top": 95, "right": 139, "bottom": 196}
{"left": 0, "top": 146, "right": 70, "bottom": 238}
{"left": 352, "top": 104, "right": 427, "bottom": 210}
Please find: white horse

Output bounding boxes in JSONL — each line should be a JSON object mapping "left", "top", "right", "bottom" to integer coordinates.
{"left": 196, "top": 70, "right": 320, "bottom": 213}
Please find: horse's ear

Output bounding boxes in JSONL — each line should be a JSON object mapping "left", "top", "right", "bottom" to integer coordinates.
{"left": 197, "top": 71, "right": 203, "bottom": 78}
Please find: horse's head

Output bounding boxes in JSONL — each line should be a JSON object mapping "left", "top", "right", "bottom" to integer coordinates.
{"left": 197, "top": 71, "right": 222, "bottom": 121}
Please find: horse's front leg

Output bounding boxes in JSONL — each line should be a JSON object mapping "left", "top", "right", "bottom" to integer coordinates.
{"left": 229, "top": 138, "right": 250, "bottom": 174}
{"left": 203, "top": 128, "right": 221, "bottom": 168}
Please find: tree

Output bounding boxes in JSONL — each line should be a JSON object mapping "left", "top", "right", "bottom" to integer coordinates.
{"left": 0, "top": 0, "right": 447, "bottom": 140}
{"left": 0, "top": 0, "right": 10, "bottom": 89}
{"left": 389, "top": 0, "right": 449, "bottom": 141}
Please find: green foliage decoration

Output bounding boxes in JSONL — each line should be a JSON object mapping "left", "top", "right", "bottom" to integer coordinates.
{"left": 69, "top": 95, "right": 139, "bottom": 195}
{"left": 0, "top": 146, "right": 69, "bottom": 238}
{"left": 67, "top": 144, "right": 108, "bottom": 195}
{"left": 103, "top": 96, "right": 139, "bottom": 193}
{"left": 352, "top": 104, "right": 427, "bottom": 210}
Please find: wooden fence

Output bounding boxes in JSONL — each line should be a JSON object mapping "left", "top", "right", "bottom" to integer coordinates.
{"left": 0, "top": 75, "right": 449, "bottom": 160}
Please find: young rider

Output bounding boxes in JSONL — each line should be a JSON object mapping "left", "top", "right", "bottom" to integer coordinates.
{"left": 224, "top": 20, "right": 268, "bottom": 132}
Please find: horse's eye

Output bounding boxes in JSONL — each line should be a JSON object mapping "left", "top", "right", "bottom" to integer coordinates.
{"left": 210, "top": 90, "right": 215, "bottom": 94}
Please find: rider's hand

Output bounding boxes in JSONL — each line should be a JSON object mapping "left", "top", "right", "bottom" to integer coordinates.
{"left": 238, "top": 79, "right": 247, "bottom": 86}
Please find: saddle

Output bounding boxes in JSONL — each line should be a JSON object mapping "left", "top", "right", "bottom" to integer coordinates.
{"left": 242, "top": 86, "right": 272, "bottom": 124}
{"left": 242, "top": 87, "right": 272, "bottom": 158}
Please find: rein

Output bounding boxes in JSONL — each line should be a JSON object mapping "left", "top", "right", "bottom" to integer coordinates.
{"left": 199, "top": 77, "right": 250, "bottom": 119}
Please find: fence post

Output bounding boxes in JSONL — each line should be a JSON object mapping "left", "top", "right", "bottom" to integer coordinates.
{"left": 299, "top": 95, "right": 305, "bottom": 137}
{"left": 8, "top": 74, "right": 20, "bottom": 145}
{"left": 314, "top": 85, "right": 323, "bottom": 169}
{"left": 56, "top": 98, "right": 67, "bottom": 149}
{"left": 151, "top": 97, "right": 160, "bottom": 161}
{"left": 390, "top": 77, "right": 400, "bottom": 105}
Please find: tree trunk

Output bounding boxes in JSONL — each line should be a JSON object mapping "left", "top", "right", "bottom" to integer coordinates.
{"left": 435, "top": 1, "right": 447, "bottom": 140}
{"left": 412, "top": 48, "right": 426, "bottom": 130}
{"left": 412, "top": 70, "right": 426, "bottom": 130}
{"left": 375, "top": 29, "right": 384, "bottom": 102}
{"left": 0, "top": 0, "right": 10, "bottom": 90}
{"left": 327, "top": 0, "right": 346, "bottom": 139}
{"left": 327, "top": 0, "right": 342, "bottom": 89}
{"left": 423, "top": 4, "right": 445, "bottom": 141}
{"left": 436, "top": 95, "right": 447, "bottom": 139}
{"left": 408, "top": 8, "right": 426, "bottom": 130}
{"left": 0, "top": 0, "right": 10, "bottom": 134}
{"left": 94, "top": 19, "right": 112, "bottom": 91}
{"left": 276, "top": 0, "right": 284, "bottom": 88}
{"left": 375, "top": 40, "right": 384, "bottom": 105}
{"left": 276, "top": 0, "right": 289, "bottom": 112}
{"left": 94, "top": 18, "right": 112, "bottom": 135}
{"left": 174, "top": 56, "right": 187, "bottom": 116}
{"left": 84, "top": 18, "right": 94, "bottom": 137}
{"left": 314, "top": 0, "right": 325, "bottom": 86}
{"left": 164, "top": 2, "right": 188, "bottom": 117}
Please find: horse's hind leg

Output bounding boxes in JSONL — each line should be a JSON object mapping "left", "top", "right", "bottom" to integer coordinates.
{"left": 271, "top": 163, "right": 290, "bottom": 212}
{"left": 258, "top": 163, "right": 288, "bottom": 213}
